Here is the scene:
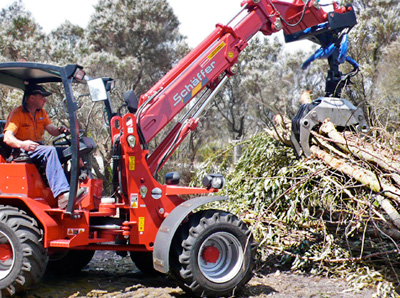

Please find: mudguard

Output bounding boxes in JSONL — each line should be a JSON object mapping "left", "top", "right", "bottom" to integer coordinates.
{"left": 153, "top": 195, "right": 228, "bottom": 273}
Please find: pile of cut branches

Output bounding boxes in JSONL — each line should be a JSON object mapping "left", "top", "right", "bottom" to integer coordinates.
{"left": 193, "top": 119, "right": 400, "bottom": 297}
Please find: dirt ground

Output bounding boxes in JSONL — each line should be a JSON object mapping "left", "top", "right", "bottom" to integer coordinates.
{"left": 18, "top": 251, "right": 376, "bottom": 298}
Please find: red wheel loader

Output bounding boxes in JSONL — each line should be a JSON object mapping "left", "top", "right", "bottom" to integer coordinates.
{"left": 0, "top": 0, "right": 366, "bottom": 296}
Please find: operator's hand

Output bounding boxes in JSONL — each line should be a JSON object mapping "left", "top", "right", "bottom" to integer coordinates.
{"left": 21, "top": 140, "right": 39, "bottom": 152}
{"left": 58, "top": 125, "right": 70, "bottom": 135}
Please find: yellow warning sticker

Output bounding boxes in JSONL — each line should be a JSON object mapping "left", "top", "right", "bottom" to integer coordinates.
{"left": 138, "top": 217, "right": 145, "bottom": 232}
{"left": 208, "top": 41, "right": 226, "bottom": 60}
{"left": 130, "top": 193, "right": 138, "bottom": 208}
{"left": 129, "top": 156, "right": 135, "bottom": 171}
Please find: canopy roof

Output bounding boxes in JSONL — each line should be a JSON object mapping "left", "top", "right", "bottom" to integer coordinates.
{"left": 0, "top": 62, "right": 82, "bottom": 90}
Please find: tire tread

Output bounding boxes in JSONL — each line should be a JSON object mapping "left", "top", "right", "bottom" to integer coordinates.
{"left": 0, "top": 205, "right": 47, "bottom": 297}
{"left": 170, "top": 209, "right": 256, "bottom": 297}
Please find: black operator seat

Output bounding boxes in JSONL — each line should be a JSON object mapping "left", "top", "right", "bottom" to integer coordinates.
{"left": 0, "top": 120, "right": 33, "bottom": 163}
{"left": 0, "top": 120, "right": 5, "bottom": 137}
{"left": 61, "top": 137, "right": 97, "bottom": 160}
{"left": 0, "top": 120, "right": 11, "bottom": 161}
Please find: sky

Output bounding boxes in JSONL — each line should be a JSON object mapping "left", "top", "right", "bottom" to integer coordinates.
{"left": 0, "top": 0, "right": 314, "bottom": 51}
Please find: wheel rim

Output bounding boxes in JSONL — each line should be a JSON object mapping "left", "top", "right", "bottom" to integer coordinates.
{"left": 198, "top": 231, "right": 244, "bottom": 283}
{"left": 0, "top": 231, "right": 15, "bottom": 279}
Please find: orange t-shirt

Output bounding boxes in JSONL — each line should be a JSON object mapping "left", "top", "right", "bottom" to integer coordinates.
{"left": 5, "top": 106, "right": 51, "bottom": 143}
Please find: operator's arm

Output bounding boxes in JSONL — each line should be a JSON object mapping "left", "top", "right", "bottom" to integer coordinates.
{"left": 3, "top": 130, "right": 39, "bottom": 152}
{"left": 45, "top": 124, "right": 69, "bottom": 137}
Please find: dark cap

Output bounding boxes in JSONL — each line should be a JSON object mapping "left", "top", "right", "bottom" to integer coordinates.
{"left": 25, "top": 85, "right": 52, "bottom": 97}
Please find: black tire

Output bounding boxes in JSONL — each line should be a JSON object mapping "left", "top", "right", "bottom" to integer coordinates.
{"left": 0, "top": 205, "right": 47, "bottom": 297}
{"left": 170, "top": 209, "right": 257, "bottom": 297}
{"left": 130, "top": 251, "right": 162, "bottom": 276}
{"left": 47, "top": 249, "right": 95, "bottom": 274}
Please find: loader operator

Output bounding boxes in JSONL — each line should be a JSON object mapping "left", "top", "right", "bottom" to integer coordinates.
{"left": 3, "top": 85, "right": 71, "bottom": 209}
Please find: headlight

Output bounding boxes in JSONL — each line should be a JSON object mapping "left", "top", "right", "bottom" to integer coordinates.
{"left": 202, "top": 174, "right": 225, "bottom": 189}
{"left": 74, "top": 68, "right": 86, "bottom": 80}
{"left": 106, "top": 80, "right": 115, "bottom": 91}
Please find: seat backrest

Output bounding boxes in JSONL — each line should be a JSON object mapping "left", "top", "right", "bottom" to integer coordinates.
{"left": 124, "top": 90, "right": 138, "bottom": 113}
{"left": 0, "top": 120, "right": 12, "bottom": 162}
{"left": 0, "top": 120, "right": 5, "bottom": 135}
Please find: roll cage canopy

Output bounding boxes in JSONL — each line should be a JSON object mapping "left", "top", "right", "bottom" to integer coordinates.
{"left": 0, "top": 62, "right": 84, "bottom": 91}
{"left": 0, "top": 62, "right": 87, "bottom": 213}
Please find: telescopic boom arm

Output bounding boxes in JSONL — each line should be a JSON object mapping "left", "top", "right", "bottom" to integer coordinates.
{"left": 136, "top": 0, "right": 357, "bottom": 174}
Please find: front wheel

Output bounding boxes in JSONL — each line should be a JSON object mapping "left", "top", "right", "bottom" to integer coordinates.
{"left": 170, "top": 209, "right": 256, "bottom": 297}
{"left": 0, "top": 205, "right": 47, "bottom": 297}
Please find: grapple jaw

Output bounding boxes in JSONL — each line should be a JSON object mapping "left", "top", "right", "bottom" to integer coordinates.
{"left": 291, "top": 97, "right": 368, "bottom": 157}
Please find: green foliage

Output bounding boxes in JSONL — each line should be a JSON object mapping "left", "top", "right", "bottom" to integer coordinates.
{"left": 0, "top": 0, "right": 46, "bottom": 61}
{"left": 48, "top": 21, "right": 88, "bottom": 64}
{"left": 194, "top": 132, "right": 400, "bottom": 295}
{"left": 0, "top": 87, "right": 22, "bottom": 119}
{"left": 87, "top": 0, "right": 187, "bottom": 95}
{"left": 344, "top": 0, "right": 400, "bottom": 127}
{"left": 0, "top": 0, "right": 190, "bottom": 195}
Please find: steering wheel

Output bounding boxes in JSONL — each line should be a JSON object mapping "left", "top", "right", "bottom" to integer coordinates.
{"left": 52, "top": 129, "right": 85, "bottom": 147}
{"left": 52, "top": 133, "right": 71, "bottom": 146}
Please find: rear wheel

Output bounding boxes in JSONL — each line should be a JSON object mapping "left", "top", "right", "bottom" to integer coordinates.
{"left": 0, "top": 205, "right": 47, "bottom": 297}
{"left": 170, "top": 209, "right": 256, "bottom": 297}
{"left": 130, "top": 252, "right": 162, "bottom": 276}
{"left": 47, "top": 250, "right": 95, "bottom": 274}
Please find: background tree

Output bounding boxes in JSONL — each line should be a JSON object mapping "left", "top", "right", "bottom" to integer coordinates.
{"left": 0, "top": 0, "right": 46, "bottom": 61}
{"left": 345, "top": 0, "right": 400, "bottom": 127}
{"left": 0, "top": 0, "right": 188, "bottom": 190}
{"left": 87, "top": 0, "right": 187, "bottom": 94}
{"left": 48, "top": 21, "right": 88, "bottom": 64}
{"left": 0, "top": 1, "right": 46, "bottom": 120}
{"left": 205, "top": 35, "right": 325, "bottom": 155}
{"left": 83, "top": 0, "right": 188, "bottom": 189}
{"left": 239, "top": 36, "right": 325, "bottom": 124}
